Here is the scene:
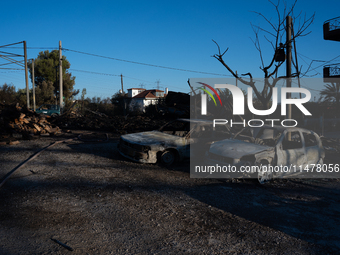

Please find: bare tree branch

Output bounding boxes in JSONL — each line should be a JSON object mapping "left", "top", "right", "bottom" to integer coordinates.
{"left": 212, "top": 40, "right": 228, "bottom": 57}
{"left": 250, "top": 22, "right": 277, "bottom": 38}
{"left": 212, "top": 0, "right": 314, "bottom": 109}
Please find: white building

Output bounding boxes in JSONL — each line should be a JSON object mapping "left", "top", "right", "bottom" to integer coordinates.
{"left": 127, "top": 88, "right": 146, "bottom": 98}
{"left": 127, "top": 88, "right": 167, "bottom": 111}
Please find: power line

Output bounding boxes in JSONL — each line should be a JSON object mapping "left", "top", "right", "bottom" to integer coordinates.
{"left": 297, "top": 53, "right": 329, "bottom": 62}
{"left": 70, "top": 68, "right": 188, "bottom": 91}
{"left": 70, "top": 69, "right": 120, "bottom": 77}
{"left": 5, "top": 45, "right": 340, "bottom": 78}
{"left": 70, "top": 68, "right": 173, "bottom": 86}
{"left": 0, "top": 42, "right": 24, "bottom": 48}
{"left": 298, "top": 53, "right": 340, "bottom": 77}
{"left": 0, "top": 70, "right": 22, "bottom": 73}
{"left": 63, "top": 48, "right": 233, "bottom": 77}
{"left": 0, "top": 68, "right": 25, "bottom": 70}
{"left": 122, "top": 75, "right": 154, "bottom": 83}
{"left": 2, "top": 46, "right": 58, "bottom": 50}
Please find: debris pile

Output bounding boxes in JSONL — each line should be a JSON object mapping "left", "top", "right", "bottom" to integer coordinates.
{"left": 321, "top": 137, "right": 340, "bottom": 151}
{"left": 51, "top": 112, "right": 169, "bottom": 134}
{"left": 0, "top": 103, "right": 61, "bottom": 140}
{"left": 159, "top": 91, "right": 190, "bottom": 117}
{"left": 320, "top": 136, "right": 340, "bottom": 163}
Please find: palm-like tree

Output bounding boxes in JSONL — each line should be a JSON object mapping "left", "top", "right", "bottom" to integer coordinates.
{"left": 320, "top": 82, "right": 340, "bottom": 116}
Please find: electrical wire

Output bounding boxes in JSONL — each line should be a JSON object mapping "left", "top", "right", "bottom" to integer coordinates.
{"left": 298, "top": 53, "right": 340, "bottom": 77}
{"left": 2, "top": 46, "right": 58, "bottom": 50}
{"left": 0, "top": 68, "right": 25, "bottom": 70}
{"left": 63, "top": 48, "right": 233, "bottom": 77}
{"left": 70, "top": 68, "right": 184, "bottom": 90}
{"left": 4, "top": 44, "right": 340, "bottom": 96}
{"left": 70, "top": 69, "right": 121, "bottom": 77}
{"left": 0, "top": 42, "right": 24, "bottom": 48}
{"left": 3, "top": 44, "right": 340, "bottom": 78}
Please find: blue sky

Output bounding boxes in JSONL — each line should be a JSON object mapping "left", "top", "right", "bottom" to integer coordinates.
{"left": 1, "top": 0, "right": 339, "bottom": 100}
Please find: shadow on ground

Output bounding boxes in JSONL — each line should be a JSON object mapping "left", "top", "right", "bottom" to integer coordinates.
{"left": 0, "top": 136, "right": 339, "bottom": 253}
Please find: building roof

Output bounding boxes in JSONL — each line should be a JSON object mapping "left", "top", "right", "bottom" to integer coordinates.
{"left": 127, "top": 88, "right": 146, "bottom": 91}
{"left": 132, "top": 89, "right": 164, "bottom": 99}
{"left": 133, "top": 91, "right": 157, "bottom": 99}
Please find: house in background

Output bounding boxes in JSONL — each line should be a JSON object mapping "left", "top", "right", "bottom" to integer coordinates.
{"left": 127, "top": 88, "right": 146, "bottom": 98}
{"left": 127, "top": 88, "right": 167, "bottom": 111}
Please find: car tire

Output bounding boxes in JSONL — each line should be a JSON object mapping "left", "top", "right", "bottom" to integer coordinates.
{"left": 160, "top": 150, "right": 176, "bottom": 166}
{"left": 51, "top": 113, "right": 58, "bottom": 117}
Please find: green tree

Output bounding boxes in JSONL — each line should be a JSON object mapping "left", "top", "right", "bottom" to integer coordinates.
{"left": 320, "top": 83, "right": 340, "bottom": 103}
{"left": 28, "top": 50, "right": 79, "bottom": 105}
{"left": 35, "top": 81, "right": 56, "bottom": 106}
{"left": 80, "top": 88, "right": 87, "bottom": 113}
{"left": 81, "top": 88, "right": 87, "bottom": 101}
{"left": 0, "top": 83, "right": 16, "bottom": 104}
{"left": 16, "top": 88, "right": 28, "bottom": 106}
{"left": 111, "top": 91, "right": 130, "bottom": 115}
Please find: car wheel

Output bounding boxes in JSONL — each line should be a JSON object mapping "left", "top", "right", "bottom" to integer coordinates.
{"left": 257, "top": 162, "right": 273, "bottom": 184}
{"left": 51, "top": 113, "right": 58, "bottom": 117}
{"left": 160, "top": 150, "right": 176, "bottom": 166}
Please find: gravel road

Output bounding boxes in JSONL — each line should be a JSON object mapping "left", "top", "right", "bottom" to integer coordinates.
{"left": 0, "top": 131, "right": 339, "bottom": 254}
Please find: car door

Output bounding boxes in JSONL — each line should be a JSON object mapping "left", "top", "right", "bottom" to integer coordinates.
{"left": 188, "top": 124, "right": 213, "bottom": 159}
{"left": 276, "top": 130, "right": 307, "bottom": 176}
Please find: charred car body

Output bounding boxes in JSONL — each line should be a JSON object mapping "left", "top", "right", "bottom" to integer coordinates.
{"left": 205, "top": 125, "right": 325, "bottom": 183}
{"left": 118, "top": 119, "right": 231, "bottom": 165}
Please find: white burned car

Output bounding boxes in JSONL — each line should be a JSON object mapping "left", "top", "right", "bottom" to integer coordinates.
{"left": 205, "top": 125, "right": 325, "bottom": 183}
{"left": 118, "top": 119, "right": 231, "bottom": 165}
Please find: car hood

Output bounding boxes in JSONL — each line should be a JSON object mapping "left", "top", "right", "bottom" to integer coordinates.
{"left": 121, "top": 131, "right": 185, "bottom": 146}
{"left": 209, "top": 139, "right": 271, "bottom": 159}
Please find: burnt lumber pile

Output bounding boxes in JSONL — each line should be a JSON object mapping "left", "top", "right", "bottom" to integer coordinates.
{"left": 0, "top": 103, "right": 60, "bottom": 139}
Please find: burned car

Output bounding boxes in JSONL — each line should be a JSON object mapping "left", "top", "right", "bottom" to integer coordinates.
{"left": 205, "top": 125, "right": 325, "bottom": 183}
{"left": 118, "top": 119, "right": 231, "bottom": 165}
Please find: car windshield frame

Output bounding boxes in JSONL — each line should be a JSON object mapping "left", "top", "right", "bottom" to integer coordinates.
{"left": 158, "top": 120, "right": 192, "bottom": 137}
{"left": 232, "top": 126, "right": 283, "bottom": 147}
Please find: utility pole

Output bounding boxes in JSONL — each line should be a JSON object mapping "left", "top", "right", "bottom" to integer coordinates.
{"left": 120, "top": 74, "right": 124, "bottom": 93}
{"left": 32, "top": 59, "right": 36, "bottom": 111}
{"left": 120, "top": 74, "right": 126, "bottom": 117}
{"left": 156, "top": 80, "right": 160, "bottom": 90}
{"left": 59, "top": 41, "right": 63, "bottom": 111}
{"left": 286, "top": 16, "right": 292, "bottom": 122}
{"left": 24, "top": 41, "right": 29, "bottom": 108}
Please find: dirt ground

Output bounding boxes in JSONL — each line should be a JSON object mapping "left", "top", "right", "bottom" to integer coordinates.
{"left": 0, "top": 131, "right": 340, "bottom": 254}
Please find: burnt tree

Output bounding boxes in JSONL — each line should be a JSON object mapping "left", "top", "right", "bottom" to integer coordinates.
{"left": 213, "top": 0, "right": 314, "bottom": 110}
